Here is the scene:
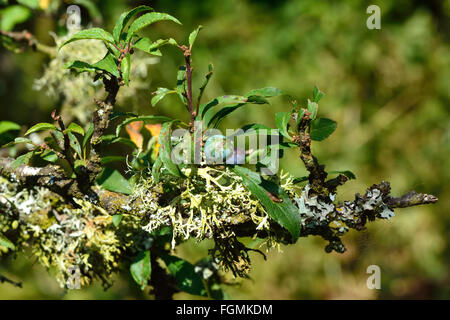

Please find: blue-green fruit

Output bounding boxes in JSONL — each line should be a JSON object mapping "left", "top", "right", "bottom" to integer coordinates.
{"left": 204, "top": 135, "right": 233, "bottom": 163}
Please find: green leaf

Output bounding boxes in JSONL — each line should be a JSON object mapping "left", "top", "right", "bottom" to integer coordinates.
{"left": 126, "top": 12, "right": 181, "bottom": 42}
{"left": 64, "top": 123, "right": 85, "bottom": 136}
{"left": 41, "top": 150, "right": 58, "bottom": 163}
{"left": 310, "top": 118, "right": 337, "bottom": 141}
{"left": 296, "top": 108, "right": 306, "bottom": 127}
{"left": 151, "top": 87, "right": 175, "bottom": 107}
{"left": 59, "top": 28, "right": 115, "bottom": 49}
{"left": 93, "top": 52, "right": 120, "bottom": 77}
{"left": 307, "top": 99, "right": 318, "bottom": 120}
{"left": 188, "top": 25, "right": 203, "bottom": 48}
{"left": 329, "top": 170, "right": 356, "bottom": 180}
{"left": 130, "top": 251, "right": 151, "bottom": 290}
{"left": 233, "top": 166, "right": 301, "bottom": 240}
{"left": 96, "top": 167, "right": 132, "bottom": 194}
{"left": 111, "top": 214, "right": 123, "bottom": 227}
{"left": 121, "top": 53, "right": 131, "bottom": 85}
{"left": 25, "top": 123, "right": 57, "bottom": 136}
{"left": 68, "top": 132, "right": 82, "bottom": 157}
{"left": 161, "top": 255, "right": 207, "bottom": 297}
{"left": 3, "top": 137, "right": 32, "bottom": 148}
{"left": 245, "top": 87, "right": 284, "bottom": 98}
{"left": 0, "top": 233, "right": 15, "bottom": 250}
{"left": 113, "top": 5, "right": 154, "bottom": 43}
{"left": 82, "top": 123, "right": 94, "bottom": 149}
{"left": 65, "top": 52, "right": 119, "bottom": 77}
{"left": 312, "top": 85, "right": 324, "bottom": 103}
{"left": 116, "top": 115, "right": 172, "bottom": 136}
{"left": 197, "top": 63, "right": 213, "bottom": 106}
{"left": 11, "top": 151, "right": 34, "bottom": 169}
{"left": 133, "top": 37, "right": 177, "bottom": 56}
{"left": 0, "top": 121, "right": 20, "bottom": 134}
{"left": 159, "top": 121, "right": 182, "bottom": 177}
{"left": 0, "top": 5, "right": 31, "bottom": 31}
{"left": 275, "top": 112, "right": 292, "bottom": 139}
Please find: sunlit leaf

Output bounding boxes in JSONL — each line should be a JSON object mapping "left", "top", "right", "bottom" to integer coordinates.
{"left": 126, "top": 12, "right": 181, "bottom": 42}
{"left": 233, "top": 166, "right": 301, "bottom": 240}
{"left": 130, "top": 251, "right": 151, "bottom": 290}
{"left": 25, "top": 123, "right": 57, "bottom": 136}
{"left": 310, "top": 118, "right": 337, "bottom": 141}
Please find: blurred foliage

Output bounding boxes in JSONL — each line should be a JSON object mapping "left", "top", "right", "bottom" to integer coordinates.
{"left": 0, "top": 0, "right": 449, "bottom": 299}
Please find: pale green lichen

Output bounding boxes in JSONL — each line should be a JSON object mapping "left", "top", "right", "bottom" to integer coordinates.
{"left": 0, "top": 176, "right": 150, "bottom": 289}
{"left": 134, "top": 166, "right": 270, "bottom": 249}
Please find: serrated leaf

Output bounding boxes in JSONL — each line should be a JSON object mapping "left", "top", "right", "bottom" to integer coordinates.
{"left": 3, "top": 137, "right": 32, "bottom": 148}
{"left": 25, "top": 123, "right": 57, "bottom": 136}
{"left": 310, "top": 118, "right": 337, "bottom": 141}
{"left": 233, "top": 166, "right": 301, "bottom": 240}
{"left": 275, "top": 112, "right": 292, "bottom": 139}
{"left": 307, "top": 99, "right": 318, "bottom": 121}
{"left": 96, "top": 167, "right": 132, "bottom": 194}
{"left": 130, "top": 251, "right": 151, "bottom": 290}
{"left": 121, "top": 53, "right": 131, "bottom": 85}
{"left": 159, "top": 121, "right": 181, "bottom": 177}
{"left": 64, "top": 123, "right": 85, "bottom": 136}
{"left": 126, "top": 12, "right": 181, "bottom": 42}
{"left": 132, "top": 37, "right": 161, "bottom": 56}
{"left": 113, "top": 5, "right": 154, "bottom": 43}
{"left": 59, "top": 28, "right": 115, "bottom": 48}
{"left": 116, "top": 115, "right": 172, "bottom": 136}
{"left": 151, "top": 87, "right": 175, "bottom": 107}
{"left": 93, "top": 52, "right": 120, "bottom": 78}
{"left": 11, "top": 151, "right": 34, "bottom": 169}
{"left": 329, "top": 170, "right": 356, "bottom": 180}
{"left": 41, "top": 150, "right": 58, "bottom": 163}
{"left": 133, "top": 37, "right": 177, "bottom": 56}
{"left": 67, "top": 132, "right": 82, "bottom": 157}
{"left": 161, "top": 255, "right": 207, "bottom": 297}
{"left": 188, "top": 25, "right": 202, "bottom": 48}
{"left": 0, "top": 233, "right": 15, "bottom": 250}
{"left": 82, "top": 123, "right": 94, "bottom": 149}
{"left": 0, "top": 121, "right": 20, "bottom": 134}
{"left": 313, "top": 85, "right": 324, "bottom": 103}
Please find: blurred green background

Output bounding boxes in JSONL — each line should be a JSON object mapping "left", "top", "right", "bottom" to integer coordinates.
{"left": 0, "top": 0, "right": 449, "bottom": 299}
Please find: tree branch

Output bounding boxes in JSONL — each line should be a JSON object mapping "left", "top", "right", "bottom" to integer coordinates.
{"left": 0, "top": 30, "right": 56, "bottom": 57}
